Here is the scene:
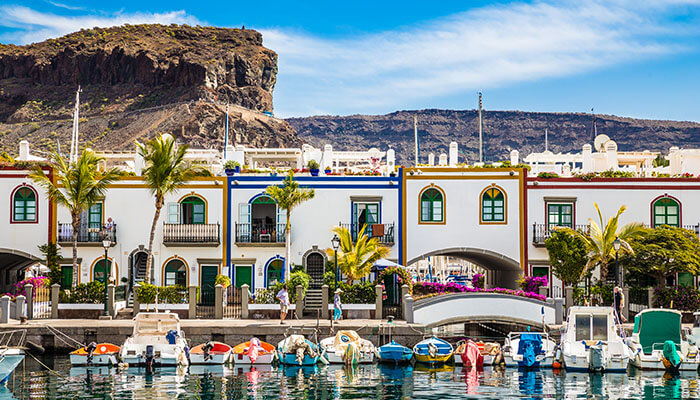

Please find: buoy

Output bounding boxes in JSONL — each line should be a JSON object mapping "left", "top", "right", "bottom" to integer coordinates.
{"left": 552, "top": 360, "right": 562, "bottom": 369}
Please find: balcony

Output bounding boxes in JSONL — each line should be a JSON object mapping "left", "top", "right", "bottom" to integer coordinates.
{"left": 235, "top": 223, "right": 285, "bottom": 246}
{"left": 532, "top": 223, "right": 589, "bottom": 246}
{"left": 163, "top": 223, "right": 220, "bottom": 247}
{"left": 58, "top": 223, "right": 117, "bottom": 246}
{"left": 339, "top": 223, "right": 395, "bottom": 246}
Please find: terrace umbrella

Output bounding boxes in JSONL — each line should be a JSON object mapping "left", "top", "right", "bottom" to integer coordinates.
{"left": 371, "top": 258, "right": 404, "bottom": 272}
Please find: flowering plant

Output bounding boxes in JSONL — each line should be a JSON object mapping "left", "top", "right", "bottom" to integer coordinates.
{"left": 653, "top": 285, "right": 700, "bottom": 311}
{"left": 472, "top": 274, "right": 484, "bottom": 289}
{"left": 519, "top": 276, "right": 548, "bottom": 293}
{"left": 412, "top": 281, "right": 546, "bottom": 302}
{"left": 9, "top": 276, "right": 50, "bottom": 299}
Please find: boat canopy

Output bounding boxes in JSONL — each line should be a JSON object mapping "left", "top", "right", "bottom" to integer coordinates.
{"left": 133, "top": 312, "right": 181, "bottom": 335}
{"left": 636, "top": 310, "right": 682, "bottom": 354}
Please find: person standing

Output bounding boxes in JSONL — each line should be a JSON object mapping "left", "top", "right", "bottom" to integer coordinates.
{"left": 333, "top": 288, "right": 343, "bottom": 321}
{"left": 613, "top": 286, "right": 626, "bottom": 323}
{"left": 277, "top": 284, "right": 290, "bottom": 324}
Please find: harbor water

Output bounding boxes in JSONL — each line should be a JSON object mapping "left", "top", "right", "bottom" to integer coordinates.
{"left": 2, "top": 356, "right": 700, "bottom": 399}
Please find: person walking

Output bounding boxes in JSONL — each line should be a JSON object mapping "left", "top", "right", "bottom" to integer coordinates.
{"left": 613, "top": 286, "right": 626, "bottom": 323}
{"left": 333, "top": 288, "right": 343, "bottom": 321}
{"left": 277, "top": 284, "right": 290, "bottom": 324}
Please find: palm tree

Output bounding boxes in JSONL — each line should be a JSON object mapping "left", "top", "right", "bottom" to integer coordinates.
{"left": 326, "top": 225, "right": 390, "bottom": 283}
{"left": 30, "top": 150, "right": 120, "bottom": 276}
{"left": 137, "top": 134, "right": 197, "bottom": 284}
{"left": 265, "top": 171, "right": 315, "bottom": 281}
{"left": 558, "top": 203, "right": 644, "bottom": 282}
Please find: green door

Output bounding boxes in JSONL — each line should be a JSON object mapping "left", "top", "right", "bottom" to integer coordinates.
{"left": 61, "top": 266, "right": 73, "bottom": 289}
{"left": 201, "top": 265, "right": 218, "bottom": 306}
{"left": 93, "top": 259, "right": 111, "bottom": 284}
{"left": 235, "top": 265, "right": 252, "bottom": 288}
{"left": 266, "top": 260, "right": 283, "bottom": 287}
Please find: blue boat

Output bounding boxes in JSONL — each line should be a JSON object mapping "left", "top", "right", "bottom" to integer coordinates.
{"left": 377, "top": 340, "right": 413, "bottom": 364}
{"left": 277, "top": 335, "right": 320, "bottom": 366}
{"left": 413, "top": 337, "right": 454, "bottom": 365}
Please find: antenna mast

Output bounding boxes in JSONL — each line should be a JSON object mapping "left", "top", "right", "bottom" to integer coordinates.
{"left": 545, "top": 128, "right": 548, "bottom": 152}
{"left": 591, "top": 107, "right": 597, "bottom": 141}
{"left": 69, "top": 86, "right": 81, "bottom": 164}
{"left": 414, "top": 115, "right": 419, "bottom": 166}
{"left": 224, "top": 103, "right": 229, "bottom": 159}
{"left": 478, "top": 92, "right": 483, "bottom": 163}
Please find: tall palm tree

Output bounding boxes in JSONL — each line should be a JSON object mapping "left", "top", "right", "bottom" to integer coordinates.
{"left": 137, "top": 134, "right": 197, "bottom": 284}
{"left": 30, "top": 150, "right": 121, "bottom": 277}
{"left": 326, "top": 225, "right": 390, "bottom": 283}
{"left": 265, "top": 171, "right": 315, "bottom": 281}
{"left": 558, "top": 203, "right": 644, "bottom": 282}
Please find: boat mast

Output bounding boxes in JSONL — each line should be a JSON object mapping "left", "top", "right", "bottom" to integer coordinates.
{"left": 478, "top": 92, "right": 483, "bottom": 163}
{"left": 69, "top": 86, "right": 81, "bottom": 164}
{"left": 414, "top": 115, "right": 419, "bottom": 166}
{"left": 545, "top": 128, "right": 548, "bottom": 152}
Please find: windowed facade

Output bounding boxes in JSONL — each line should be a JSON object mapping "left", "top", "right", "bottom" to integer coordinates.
{"left": 168, "top": 195, "right": 206, "bottom": 224}
{"left": 419, "top": 186, "right": 444, "bottom": 224}
{"left": 480, "top": 186, "right": 505, "bottom": 223}
{"left": 164, "top": 259, "right": 187, "bottom": 287}
{"left": 12, "top": 186, "right": 37, "bottom": 222}
{"left": 352, "top": 202, "right": 380, "bottom": 238}
{"left": 237, "top": 194, "right": 286, "bottom": 243}
{"left": 652, "top": 197, "right": 680, "bottom": 227}
{"left": 547, "top": 203, "right": 573, "bottom": 228}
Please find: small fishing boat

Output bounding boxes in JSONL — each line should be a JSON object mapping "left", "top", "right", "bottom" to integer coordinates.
{"left": 455, "top": 340, "right": 502, "bottom": 367}
{"left": 561, "top": 306, "right": 630, "bottom": 372}
{"left": 0, "top": 347, "right": 24, "bottom": 383}
{"left": 319, "top": 330, "right": 376, "bottom": 364}
{"left": 502, "top": 332, "right": 557, "bottom": 368}
{"left": 454, "top": 340, "right": 483, "bottom": 368}
{"left": 119, "top": 312, "right": 189, "bottom": 367}
{"left": 189, "top": 341, "right": 233, "bottom": 365}
{"left": 70, "top": 342, "right": 120, "bottom": 366}
{"left": 627, "top": 309, "right": 700, "bottom": 372}
{"left": 277, "top": 335, "right": 320, "bottom": 366}
{"left": 413, "top": 337, "right": 453, "bottom": 365}
{"left": 232, "top": 338, "right": 276, "bottom": 365}
{"left": 377, "top": 340, "right": 413, "bottom": 364}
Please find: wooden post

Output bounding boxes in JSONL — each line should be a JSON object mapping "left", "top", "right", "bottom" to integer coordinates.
{"left": 51, "top": 284, "right": 60, "bottom": 319}
{"left": 375, "top": 285, "right": 383, "bottom": 320}
{"left": 321, "top": 284, "right": 329, "bottom": 319}
{"left": 24, "top": 284, "right": 33, "bottom": 320}
{"left": 188, "top": 286, "right": 197, "bottom": 319}
{"left": 241, "top": 284, "right": 250, "bottom": 319}
{"left": 648, "top": 287, "right": 655, "bottom": 309}
{"left": 214, "top": 284, "right": 223, "bottom": 319}
{"left": 565, "top": 286, "right": 573, "bottom": 309}
{"left": 295, "top": 285, "right": 303, "bottom": 319}
{"left": 107, "top": 284, "right": 115, "bottom": 317}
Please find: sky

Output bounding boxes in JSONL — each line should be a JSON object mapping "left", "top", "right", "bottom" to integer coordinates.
{"left": 1, "top": 1, "right": 700, "bottom": 121}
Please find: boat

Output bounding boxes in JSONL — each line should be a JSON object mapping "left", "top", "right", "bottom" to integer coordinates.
{"left": 231, "top": 338, "right": 276, "bottom": 365}
{"left": 502, "top": 332, "right": 557, "bottom": 368}
{"left": 70, "top": 342, "right": 120, "bottom": 366}
{"left": 455, "top": 340, "right": 502, "bottom": 367}
{"left": 277, "top": 335, "right": 320, "bottom": 366}
{"left": 189, "top": 341, "right": 233, "bottom": 365}
{"left": 560, "top": 306, "right": 631, "bottom": 372}
{"left": 0, "top": 347, "right": 24, "bottom": 383}
{"left": 377, "top": 340, "right": 413, "bottom": 364}
{"left": 119, "top": 312, "right": 189, "bottom": 367}
{"left": 627, "top": 309, "right": 700, "bottom": 372}
{"left": 319, "top": 330, "right": 376, "bottom": 364}
{"left": 413, "top": 337, "right": 453, "bottom": 365}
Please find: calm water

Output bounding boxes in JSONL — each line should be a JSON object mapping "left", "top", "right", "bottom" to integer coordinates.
{"left": 1, "top": 356, "right": 700, "bottom": 399}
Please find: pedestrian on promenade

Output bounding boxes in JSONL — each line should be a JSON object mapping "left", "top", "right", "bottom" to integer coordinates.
{"left": 333, "top": 288, "right": 343, "bottom": 321}
{"left": 277, "top": 284, "right": 290, "bottom": 324}
{"left": 613, "top": 286, "right": 626, "bottom": 323}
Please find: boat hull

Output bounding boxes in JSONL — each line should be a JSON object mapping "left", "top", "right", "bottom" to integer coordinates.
{"left": 563, "top": 353, "right": 629, "bottom": 372}
{"left": 231, "top": 352, "right": 274, "bottom": 365}
{"left": 324, "top": 350, "right": 375, "bottom": 364}
{"left": 630, "top": 352, "right": 700, "bottom": 372}
{"left": 503, "top": 354, "right": 554, "bottom": 368}
{"left": 189, "top": 352, "right": 232, "bottom": 365}
{"left": 278, "top": 353, "right": 318, "bottom": 366}
{"left": 0, "top": 354, "right": 24, "bottom": 383}
{"left": 69, "top": 354, "right": 118, "bottom": 366}
{"left": 414, "top": 353, "right": 453, "bottom": 365}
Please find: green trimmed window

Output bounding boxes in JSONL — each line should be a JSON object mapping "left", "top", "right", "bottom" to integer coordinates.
{"left": 653, "top": 197, "right": 679, "bottom": 227}
{"left": 547, "top": 204, "right": 573, "bottom": 228}
{"left": 252, "top": 196, "right": 275, "bottom": 205}
{"left": 420, "top": 188, "right": 443, "bottom": 223}
{"left": 267, "top": 259, "right": 283, "bottom": 287}
{"left": 13, "top": 187, "right": 36, "bottom": 222}
{"left": 93, "top": 259, "right": 112, "bottom": 284}
{"left": 164, "top": 259, "right": 187, "bottom": 287}
{"left": 180, "top": 196, "right": 205, "bottom": 224}
{"left": 532, "top": 266, "right": 549, "bottom": 279}
{"left": 481, "top": 188, "right": 505, "bottom": 222}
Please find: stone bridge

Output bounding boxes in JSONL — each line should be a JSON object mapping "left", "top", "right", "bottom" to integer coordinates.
{"left": 409, "top": 292, "right": 561, "bottom": 328}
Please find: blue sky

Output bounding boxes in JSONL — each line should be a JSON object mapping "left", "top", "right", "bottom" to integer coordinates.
{"left": 1, "top": 1, "right": 700, "bottom": 121}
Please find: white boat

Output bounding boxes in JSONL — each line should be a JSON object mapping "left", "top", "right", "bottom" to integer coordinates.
{"left": 69, "top": 343, "right": 120, "bottom": 366}
{"left": 231, "top": 338, "right": 276, "bottom": 365}
{"left": 0, "top": 347, "right": 24, "bottom": 383}
{"left": 319, "top": 330, "right": 376, "bottom": 364}
{"left": 189, "top": 342, "right": 233, "bottom": 365}
{"left": 119, "top": 312, "right": 189, "bottom": 367}
{"left": 561, "top": 306, "right": 631, "bottom": 372}
{"left": 502, "top": 332, "right": 557, "bottom": 368}
{"left": 627, "top": 309, "right": 700, "bottom": 371}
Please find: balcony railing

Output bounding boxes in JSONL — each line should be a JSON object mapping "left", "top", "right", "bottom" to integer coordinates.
{"left": 339, "top": 223, "right": 395, "bottom": 245}
{"left": 57, "top": 222, "right": 117, "bottom": 244}
{"left": 235, "top": 223, "right": 286, "bottom": 244}
{"left": 163, "top": 223, "right": 220, "bottom": 246}
{"left": 532, "top": 223, "right": 589, "bottom": 246}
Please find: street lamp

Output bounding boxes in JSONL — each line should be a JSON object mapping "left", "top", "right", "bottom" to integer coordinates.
{"left": 102, "top": 238, "right": 111, "bottom": 316}
{"left": 613, "top": 237, "right": 621, "bottom": 286}
{"left": 331, "top": 234, "right": 341, "bottom": 291}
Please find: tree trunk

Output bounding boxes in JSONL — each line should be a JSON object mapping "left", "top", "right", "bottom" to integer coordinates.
{"left": 71, "top": 212, "right": 80, "bottom": 283}
{"left": 600, "top": 260, "right": 608, "bottom": 284}
{"left": 284, "top": 212, "right": 291, "bottom": 282}
{"left": 145, "top": 197, "right": 163, "bottom": 285}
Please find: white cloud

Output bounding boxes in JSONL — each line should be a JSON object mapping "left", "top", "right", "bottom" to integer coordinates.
{"left": 0, "top": 6, "right": 202, "bottom": 45}
{"left": 263, "top": 0, "right": 700, "bottom": 117}
{"left": 46, "top": 1, "right": 86, "bottom": 11}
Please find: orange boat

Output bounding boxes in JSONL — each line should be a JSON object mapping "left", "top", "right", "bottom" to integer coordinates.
{"left": 70, "top": 343, "right": 120, "bottom": 366}
{"left": 232, "top": 338, "right": 275, "bottom": 365}
{"left": 189, "top": 342, "right": 233, "bottom": 364}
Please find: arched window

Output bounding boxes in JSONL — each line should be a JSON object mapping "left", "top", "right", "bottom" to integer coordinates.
{"left": 653, "top": 197, "right": 680, "bottom": 227}
{"left": 12, "top": 186, "right": 37, "bottom": 222}
{"left": 164, "top": 259, "right": 187, "bottom": 287}
{"left": 481, "top": 186, "right": 506, "bottom": 223}
{"left": 180, "top": 196, "right": 205, "bottom": 224}
{"left": 93, "top": 259, "right": 112, "bottom": 284}
{"left": 266, "top": 259, "right": 284, "bottom": 287}
{"left": 420, "top": 187, "right": 444, "bottom": 223}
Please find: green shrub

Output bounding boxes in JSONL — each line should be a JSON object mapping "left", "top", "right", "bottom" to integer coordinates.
{"left": 307, "top": 159, "right": 320, "bottom": 170}
{"left": 136, "top": 284, "right": 187, "bottom": 304}
{"left": 136, "top": 284, "right": 157, "bottom": 304}
{"left": 224, "top": 160, "right": 240, "bottom": 169}
{"left": 653, "top": 286, "right": 700, "bottom": 311}
{"left": 287, "top": 271, "right": 311, "bottom": 301}
{"left": 62, "top": 281, "right": 105, "bottom": 303}
{"left": 338, "top": 281, "right": 376, "bottom": 304}
{"left": 215, "top": 274, "right": 231, "bottom": 288}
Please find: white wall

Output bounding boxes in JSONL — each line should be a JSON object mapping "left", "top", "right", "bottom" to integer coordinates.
{"left": 0, "top": 170, "right": 50, "bottom": 258}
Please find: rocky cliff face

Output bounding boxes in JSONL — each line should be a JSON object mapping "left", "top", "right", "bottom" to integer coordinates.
{"left": 0, "top": 24, "right": 299, "bottom": 155}
{"left": 288, "top": 110, "right": 700, "bottom": 164}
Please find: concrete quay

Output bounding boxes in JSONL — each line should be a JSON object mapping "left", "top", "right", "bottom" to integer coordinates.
{"left": 0, "top": 319, "right": 429, "bottom": 353}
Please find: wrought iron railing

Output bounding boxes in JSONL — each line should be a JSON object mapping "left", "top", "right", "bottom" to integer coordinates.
{"left": 235, "top": 223, "right": 286, "bottom": 243}
{"left": 163, "top": 223, "right": 220, "bottom": 244}
{"left": 338, "top": 223, "right": 395, "bottom": 245}
{"left": 532, "top": 223, "right": 589, "bottom": 245}
{"left": 58, "top": 222, "right": 117, "bottom": 244}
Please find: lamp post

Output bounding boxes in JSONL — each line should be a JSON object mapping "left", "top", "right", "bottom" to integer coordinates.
{"left": 102, "top": 238, "right": 111, "bottom": 316}
{"left": 331, "top": 234, "right": 340, "bottom": 292}
{"left": 613, "top": 237, "right": 621, "bottom": 286}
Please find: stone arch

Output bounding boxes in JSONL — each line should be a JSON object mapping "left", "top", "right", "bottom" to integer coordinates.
{"left": 303, "top": 246, "right": 328, "bottom": 289}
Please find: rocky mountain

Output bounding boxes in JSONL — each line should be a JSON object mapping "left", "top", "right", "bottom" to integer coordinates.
{"left": 0, "top": 24, "right": 299, "bottom": 156}
{"left": 288, "top": 110, "right": 700, "bottom": 165}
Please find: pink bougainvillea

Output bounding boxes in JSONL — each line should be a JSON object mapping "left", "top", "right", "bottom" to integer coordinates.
{"left": 412, "top": 281, "right": 546, "bottom": 302}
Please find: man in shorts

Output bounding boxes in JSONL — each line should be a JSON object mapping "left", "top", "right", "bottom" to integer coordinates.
{"left": 276, "top": 284, "right": 290, "bottom": 324}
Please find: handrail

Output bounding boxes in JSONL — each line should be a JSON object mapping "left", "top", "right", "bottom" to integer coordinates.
{"left": 163, "top": 222, "right": 220, "bottom": 243}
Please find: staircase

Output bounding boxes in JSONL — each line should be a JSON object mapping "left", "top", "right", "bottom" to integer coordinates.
{"left": 128, "top": 253, "right": 149, "bottom": 308}
{"left": 304, "top": 288, "right": 324, "bottom": 317}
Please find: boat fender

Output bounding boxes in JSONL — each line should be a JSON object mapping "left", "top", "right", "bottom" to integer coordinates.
{"left": 552, "top": 360, "right": 562, "bottom": 369}
{"left": 26, "top": 341, "right": 44, "bottom": 354}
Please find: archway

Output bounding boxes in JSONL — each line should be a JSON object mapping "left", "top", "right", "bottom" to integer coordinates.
{"left": 265, "top": 258, "right": 284, "bottom": 287}
{"left": 407, "top": 247, "right": 522, "bottom": 289}
{"left": 304, "top": 251, "right": 326, "bottom": 289}
{"left": 163, "top": 258, "right": 188, "bottom": 287}
{"left": 0, "top": 248, "right": 40, "bottom": 293}
{"left": 129, "top": 248, "right": 151, "bottom": 287}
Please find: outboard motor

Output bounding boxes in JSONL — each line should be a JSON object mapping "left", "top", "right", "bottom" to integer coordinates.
{"left": 145, "top": 345, "right": 155, "bottom": 370}
{"left": 166, "top": 330, "right": 179, "bottom": 345}
{"left": 203, "top": 342, "right": 214, "bottom": 361}
{"left": 184, "top": 346, "right": 190, "bottom": 363}
{"left": 589, "top": 344, "right": 605, "bottom": 372}
{"left": 85, "top": 342, "right": 97, "bottom": 365}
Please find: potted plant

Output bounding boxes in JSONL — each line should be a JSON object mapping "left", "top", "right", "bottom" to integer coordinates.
{"left": 224, "top": 161, "right": 240, "bottom": 176}
{"left": 308, "top": 160, "right": 320, "bottom": 177}
{"left": 324, "top": 166, "right": 332, "bottom": 175}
